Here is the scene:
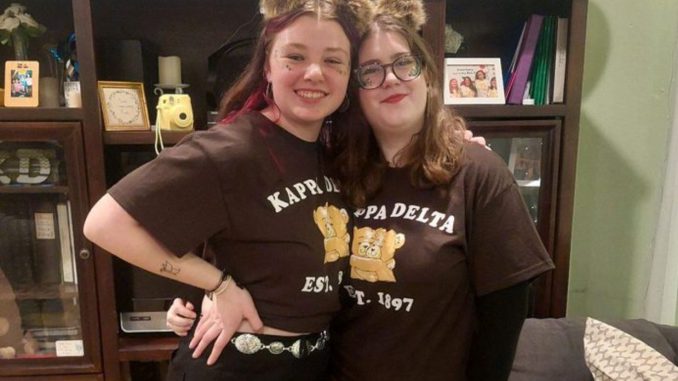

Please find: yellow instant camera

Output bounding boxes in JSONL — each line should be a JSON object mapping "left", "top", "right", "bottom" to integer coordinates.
{"left": 155, "top": 94, "right": 194, "bottom": 130}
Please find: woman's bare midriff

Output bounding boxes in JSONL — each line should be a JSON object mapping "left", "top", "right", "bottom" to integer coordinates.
{"left": 201, "top": 295, "right": 309, "bottom": 337}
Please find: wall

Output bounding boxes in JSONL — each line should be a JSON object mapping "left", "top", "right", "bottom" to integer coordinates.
{"left": 567, "top": 0, "right": 678, "bottom": 319}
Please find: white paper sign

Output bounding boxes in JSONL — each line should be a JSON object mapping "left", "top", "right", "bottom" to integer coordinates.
{"left": 56, "top": 340, "right": 84, "bottom": 357}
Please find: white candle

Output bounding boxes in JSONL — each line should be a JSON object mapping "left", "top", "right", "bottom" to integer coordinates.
{"left": 158, "top": 56, "right": 182, "bottom": 85}
{"left": 64, "top": 81, "right": 82, "bottom": 108}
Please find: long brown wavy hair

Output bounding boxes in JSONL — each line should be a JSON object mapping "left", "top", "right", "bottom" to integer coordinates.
{"left": 329, "top": 15, "right": 467, "bottom": 208}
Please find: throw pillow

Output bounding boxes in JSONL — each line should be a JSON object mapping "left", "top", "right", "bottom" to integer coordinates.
{"left": 584, "top": 317, "right": 678, "bottom": 380}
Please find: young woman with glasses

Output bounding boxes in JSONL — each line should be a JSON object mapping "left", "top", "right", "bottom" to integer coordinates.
{"left": 327, "top": 2, "right": 554, "bottom": 379}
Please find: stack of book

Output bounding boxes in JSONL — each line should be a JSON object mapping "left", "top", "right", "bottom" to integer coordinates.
{"left": 25, "top": 326, "right": 81, "bottom": 356}
{"left": 505, "top": 14, "right": 569, "bottom": 105}
{"left": 0, "top": 196, "right": 76, "bottom": 291}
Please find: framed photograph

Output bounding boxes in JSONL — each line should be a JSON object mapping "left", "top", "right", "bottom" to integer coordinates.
{"left": 97, "top": 81, "right": 150, "bottom": 131}
{"left": 443, "top": 58, "right": 505, "bottom": 105}
{"left": 4, "top": 61, "right": 40, "bottom": 107}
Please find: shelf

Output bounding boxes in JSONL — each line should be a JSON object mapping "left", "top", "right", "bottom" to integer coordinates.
{"left": 118, "top": 336, "right": 180, "bottom": 362}
{"left": 517, "top": 179, "right": 541, "bottom": 188}
{"left": 12, "top": 283, "right": 79, "bottom": 300}
{"left": 0, "top": 185, "right": 70, "bottom": 195}
{"left": 104, "top": 130, "right": 192, "bottom": 145}
{"left": 0, "top": 107, "right": 84, "bottom": 122}
{"left": 453, "top": 104, "right": 567, "bottom": 119}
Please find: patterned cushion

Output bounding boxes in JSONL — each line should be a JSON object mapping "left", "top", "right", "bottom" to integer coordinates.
{"left": 584, "top": 318, "right": 678, "bottom": 380}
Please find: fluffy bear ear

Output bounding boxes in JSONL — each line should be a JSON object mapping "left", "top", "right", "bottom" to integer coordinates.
{"left": 374, "top": 0, "right": 427, "bottom": 31}
{"left": 260, "top": 0, "right": 375, "bottom": 35}
{"left": 342, "top": 0, "right": 376, "bottom": 35}
{"left": 259, "top": 0, "right": 309, "bottom": 20}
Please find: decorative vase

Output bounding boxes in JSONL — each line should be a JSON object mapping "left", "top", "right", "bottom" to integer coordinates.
{"left": 11, "top": 32, "right": 29, "bottom": 61}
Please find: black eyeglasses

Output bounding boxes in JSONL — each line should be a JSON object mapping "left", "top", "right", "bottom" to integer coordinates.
{"left": 355, "top": 55, "right": 423, "bottom": 90}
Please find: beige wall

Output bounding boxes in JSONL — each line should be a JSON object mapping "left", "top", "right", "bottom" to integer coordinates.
{"left": 567, "top": 0, "right": 678, "bottom": 319}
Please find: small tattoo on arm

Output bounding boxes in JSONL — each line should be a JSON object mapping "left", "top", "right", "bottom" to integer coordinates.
{"left": 160, "top": 260, "right": 181, "bottom": 276}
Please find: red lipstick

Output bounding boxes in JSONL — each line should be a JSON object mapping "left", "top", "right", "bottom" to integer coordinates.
{"left": 382, "top": 94, "right": 407, "bottom": 103}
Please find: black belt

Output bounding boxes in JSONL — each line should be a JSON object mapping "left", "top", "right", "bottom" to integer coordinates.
{"left": 230, "top": 330, "right": 329, "bottom": 358}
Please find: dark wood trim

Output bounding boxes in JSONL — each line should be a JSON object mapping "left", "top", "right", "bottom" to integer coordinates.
{"left": 0, "top": 186, "right": 70, "bottom": 194}
{"left": 423, "top": 0, "right": 445, "bottom": 74}
{"left": 104, "top": 130, "right": 191, "bottom": 145}
{"left": 71, "top": 0, "right": 119, "bottom": 379}
{"left": 454, "top": 104, "right": 567, "bottom": 119}
{"left": 3, "top": 375, "right": 103, "bottom": 381}
{"left": 117, "top": 337, "right": 180, "bottom": 362}
{"left": 0, "top": 108, "right": 83, "bottom": 121}
{"left": 62, "top": 118, "right": 101, "bottom": 375}
{"left": 551, "top": 0, "right": 589, "bottom": 317}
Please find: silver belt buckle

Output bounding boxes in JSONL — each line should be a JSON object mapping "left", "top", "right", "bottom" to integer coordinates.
{"left": 233, "top": 334, "right": 263, "bottom": 354}
{"left": 230, "top": 330, "right": 329, "bottom": 358}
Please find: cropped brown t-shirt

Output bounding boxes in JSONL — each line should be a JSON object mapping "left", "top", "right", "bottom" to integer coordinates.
{"left": 109, "top": 112, "right": 350, "bottom": 333}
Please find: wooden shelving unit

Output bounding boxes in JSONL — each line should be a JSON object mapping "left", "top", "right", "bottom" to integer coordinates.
{"left": 0, "top": 108, "right": 84, "bottom": 122}
{"left": 454, "top": 104, "right": 568, "bottom": 119}
{"left": 103, "top": 130, "right": 190, "bottom": 145}
{"left": 117, "top": 337, "right": 180, "bottom": 362}
{"left": 0, "top": 186, "right": 70, "bottom": 195}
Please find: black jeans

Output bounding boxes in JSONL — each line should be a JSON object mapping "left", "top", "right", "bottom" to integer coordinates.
{"left": 166, "top": 327, "right": 330, "bottom": 381}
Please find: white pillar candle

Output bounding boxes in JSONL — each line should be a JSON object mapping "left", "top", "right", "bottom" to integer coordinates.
{"left": 64, "top": 81, "right": 82, "bottom": 108}
{"left": 158, "top": 56, "right": 182, "bottom": 85}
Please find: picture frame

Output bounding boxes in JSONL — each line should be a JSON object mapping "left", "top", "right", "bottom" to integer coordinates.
{"left": 97, "top": 81, "right": 150, "bottom": 131}
{"left": 443, "top": 58, "right": 505, "bottom": 105}
{"left": 4, "top": 61, "right": 40, "bottom": 107}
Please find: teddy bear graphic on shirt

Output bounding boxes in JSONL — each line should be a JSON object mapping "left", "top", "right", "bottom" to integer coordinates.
{"left": 350, "top": 226, "right": 405, "bottom": 283}
{"left": 313, "top": 203, "right": 350, "bottom": 263}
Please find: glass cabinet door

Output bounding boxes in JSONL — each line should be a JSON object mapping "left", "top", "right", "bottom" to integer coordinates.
{"left": 468, "top": 119, "right": 561, "bottom": 317}
{"left": 0, "top": 122, "right": 100, "bottom": 377}
{"left": 488, "top": 136, "right": 543, "bottom": 224}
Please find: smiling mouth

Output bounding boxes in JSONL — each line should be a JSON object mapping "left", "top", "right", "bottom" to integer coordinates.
{"left": 382, "top": 94, "right": 407, "bottom": 103}
{"left": 296, "top": 90, "right": 327, "bottom": 99}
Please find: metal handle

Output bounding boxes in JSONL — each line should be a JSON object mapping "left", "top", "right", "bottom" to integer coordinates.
{"left": 79, "top": 249, "right": 91, "bottom": 260}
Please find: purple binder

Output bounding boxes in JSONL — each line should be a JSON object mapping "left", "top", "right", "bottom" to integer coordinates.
{"left": 507, "top": 14, "right": 545, "bottom": 104}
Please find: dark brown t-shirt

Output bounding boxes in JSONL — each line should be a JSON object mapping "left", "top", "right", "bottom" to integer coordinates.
{"left": 109, "top": 112, "right": 351, "bottom": 332}
{"left": 330, "top": 143, "right": 554, "bottom": 380}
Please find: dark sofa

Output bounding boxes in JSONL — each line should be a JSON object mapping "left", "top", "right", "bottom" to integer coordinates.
{"left": 509, "top": 318, "right": 678, "bottom": 381}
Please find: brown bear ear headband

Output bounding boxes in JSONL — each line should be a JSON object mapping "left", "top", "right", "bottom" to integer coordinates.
{"left": 259, "top": 0, "right": 427, "bottom": 35}
{"left": 372, "top": 0, "right": 427, "bottom": 32}
{"left": 259, "top": 0, "right": 375, "bottom": 35}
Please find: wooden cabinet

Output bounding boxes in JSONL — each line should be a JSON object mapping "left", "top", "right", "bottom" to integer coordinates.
{"left": 424, "top": 0, "right": 588, "bottom": 317}
{"left": 0, "top": 0, "right": 587, "bottom": 378}
{"left": 0, "top": 122, "right": 100, "bottom": 377}
{"left": 468, "top": 120, "right": 562, "bottom": 317}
